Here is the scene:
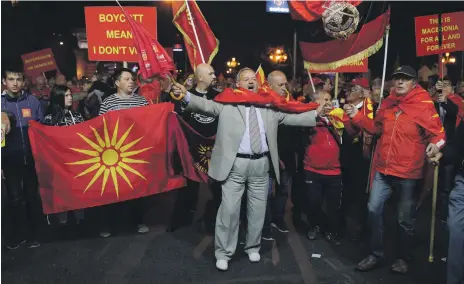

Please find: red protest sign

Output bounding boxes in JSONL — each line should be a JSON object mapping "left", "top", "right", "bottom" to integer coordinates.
{"left": 415, "top": 11, "right": 464, "bottom": 57}
{"left": 309, "top": 58, "right": 368, "bottom": 73}
{"left": 85, "top": 6, "right": 157, "bottom": 62}
{"left": 21, "top": 48, "right": 58, "bottom": 76}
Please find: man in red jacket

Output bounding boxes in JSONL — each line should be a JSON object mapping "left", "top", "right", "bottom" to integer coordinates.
{"left": 344, "top": 66, "right": 445, "bottom": 274}
{"left": 304, "top": 90, "right": 342, "bottom": 245}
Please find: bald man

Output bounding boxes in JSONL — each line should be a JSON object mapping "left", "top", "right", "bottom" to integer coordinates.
{"left": 172, "top": 67, "right": 323, "bottom": 271}
{"left": 169, "top": 63, "right": 221, "bottom": 234}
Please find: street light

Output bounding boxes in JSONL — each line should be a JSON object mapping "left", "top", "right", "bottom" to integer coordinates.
{"left": 442, "top": 52, "right": 456, "bottom": 64}
{"left": 226, "top": 57, "right": 240, "bottom": 68}
{"left": 59, "top": 41, "right": 64, "bottom": 46}
{"left": 268, "top": 47, "right": 288, "bottom": 65}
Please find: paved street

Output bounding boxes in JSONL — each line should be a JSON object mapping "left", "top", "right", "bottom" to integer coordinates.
{"left": 2, "top": 186, "right": 448, "bottom": 284}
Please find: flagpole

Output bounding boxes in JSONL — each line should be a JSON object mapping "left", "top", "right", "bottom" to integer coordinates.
{"left": 293, "top": 29, "right": 297, "bottom": 79}
{"left": 378, "top": 25, "right": 390, "bottom": 108}
{"left": 307, "top": 69, "right": 316, "bottom": 94}
{"left": 334, "top": 72, "right": 339, "bottom": 100}
{"left": 185, "top": 0, "right": 205, "bottom": 64}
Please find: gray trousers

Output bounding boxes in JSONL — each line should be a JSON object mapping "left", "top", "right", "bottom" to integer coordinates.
{"left": 215, "top": 156, "right": 269, "bottom": 261}
{"left": 448, "top": 172, "right": 464, "bottom": 284}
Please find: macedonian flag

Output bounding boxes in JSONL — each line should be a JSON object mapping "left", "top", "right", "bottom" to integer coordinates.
{"left": 29, "top": 104, "right": 185, "bottom": 214}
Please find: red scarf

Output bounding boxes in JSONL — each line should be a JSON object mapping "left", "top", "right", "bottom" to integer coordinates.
{"left": 213, "top": 85, "right": 319, "bottom": 113}
{"left": 379, "top": 86, "right": 444, "bottom": 136}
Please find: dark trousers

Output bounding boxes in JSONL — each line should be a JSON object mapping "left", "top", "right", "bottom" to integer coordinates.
{"left": 447, "top": 172, "right": 464, "bottom": 284}
{"left": 291, "top": 170, "right": 305, "bottom": 216}
{"left": 304, "top": 170, "right": 342, "bottom": 234}
{"left": 98, "top": 197, "right": 146, "bottom": 232}
{"left": 341, "top": 158, "right": 370, "bottom": 232}
{"left": 3, "top": 162, "right": 43, "bottom": 244}
{"left": 368, "top": 172, "right": 417, "bottom": 259}
{"left": 264, "top": 171, "right": 291, "bottom": 228}
{"left": 438, "top": 164, "right": 455, "bottom": 220}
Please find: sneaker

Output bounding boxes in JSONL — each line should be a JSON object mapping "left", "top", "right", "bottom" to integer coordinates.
{"left": 307, "top": 226, "right": 320, "bottom": 240}
{"left": 357, "top": 254, "right": 380, "bottom": 272}
{"left": 216, "top": 259, "right": 228, "bottom": 271}
{"left": 137, "top": 224, "right": 149, "bottom": 234}
{"left": 6, "top": 240, "right": 26, "bottom": 250}
{"left": 391, "top": 258, "right": 408, "bottom": 274}
{"left": 271, "top": 221, "right": 289, "bottom": 233}
{"left": 261, "top": 228, "right": 274, "bottom": 241}
{"left": 27, "top": 240, "right": 41, "bottom": 249}
{"left": 100, "top": 231, "right": 111, "bottom": 238}
{"left": 248, "top": 252, "right": 261, "bottom": 262}
{"left": 324, "top": 232, "right": 341, "bottom": 246}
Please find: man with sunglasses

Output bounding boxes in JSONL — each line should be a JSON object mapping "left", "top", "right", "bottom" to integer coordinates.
{"left": 344, "top": 66, "right": 445, "bottom": 274}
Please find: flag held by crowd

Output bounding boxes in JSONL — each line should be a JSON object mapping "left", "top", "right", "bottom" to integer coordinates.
{"left": 256, "top": 64, "right": 266, "bottom": 86}
{"left": 28, "top": 104, "right": 185, "bottom": 214}
{"left": 118, "top": 3, "right": 175, "bottom": 78}
{"left": 172, "top": 0, "right": 220, "bottom": 70}
{"left": 289, "top": 1, "right": 390, "bottom": 70}
{"left": 167, "top": 113, "right": 215, "bottom": 183}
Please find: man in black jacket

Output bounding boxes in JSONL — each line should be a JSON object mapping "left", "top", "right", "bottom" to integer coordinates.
{"left": 168, "top": 63, "right": 221, "bottom": 234}
{"left": 431, "top": 117, "right": 464, "bottom": 284}
{"left": 434, "top": 77, "right": 459, "bottom": 221}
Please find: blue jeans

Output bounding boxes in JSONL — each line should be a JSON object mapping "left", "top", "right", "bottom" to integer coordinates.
{"left": 447, "top": 172, "right": 464, "bottom": 284}
{"left": 264, "top": 171, "right": 291, "bottom": 228}
{"left": 368, "top": 172, "right": 417, "bottom": 259}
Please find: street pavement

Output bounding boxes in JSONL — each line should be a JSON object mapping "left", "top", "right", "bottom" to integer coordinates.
{"left": 2, "top": 185, "right": 448, "bottom": 284}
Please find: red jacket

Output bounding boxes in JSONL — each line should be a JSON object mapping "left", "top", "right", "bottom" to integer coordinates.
{"left": 304, "top": 120, "right": 341, "bottom": 176}
{"left": 352, "top": 86, "right": 445, "bottom": 179}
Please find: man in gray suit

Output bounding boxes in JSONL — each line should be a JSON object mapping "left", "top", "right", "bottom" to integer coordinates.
{"left": 172, "top": 68, "right": 323, "bottom": 271}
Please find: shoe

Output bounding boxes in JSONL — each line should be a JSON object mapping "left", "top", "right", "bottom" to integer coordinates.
{"left": 324, "top": 232, "right": 341, "bottom": 246}
{"left": 271, "top": 221, "right": 289, "bottom": 233}
{"left": 216, "top": 259, "right": 228, "bottom": 271}
{"left": 357, "top": 254, "right": 380, "bottom": 272}
{"left": 261, "top": 228, "right": 274, "bottom": 241}
{"left": 137, "top": 224, "right": 149, "bottom": 234}
{"left": 307, "top": 226, "right": 320, "bottom": 240}
{"left": 6, "top": 240, "right": 26, "bottom": 250}
{"left": 248, "top": 252, "right": 261, "bottom": 262}
{"left": 99, "top": 231, "right": 111, "bottom": 238}
{"left": 391, "top": 258, "right": 408, "bottom": 274}
{"left": 27, "top": 240, "right": 41, "bottom": 249}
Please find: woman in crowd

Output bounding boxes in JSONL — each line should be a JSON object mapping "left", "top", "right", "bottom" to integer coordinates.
{"left": 42, "top": 85, "right": 85, "bottom": 225}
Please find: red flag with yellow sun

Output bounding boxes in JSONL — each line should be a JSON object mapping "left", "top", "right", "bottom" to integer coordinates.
{"left": 28, "top": 104, "right": 185, "bottom": 214}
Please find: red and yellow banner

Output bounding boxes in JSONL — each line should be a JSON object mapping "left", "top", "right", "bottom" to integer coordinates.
{"left": 85, "top": 6, "right": 157, "bottom": 62}
{"left": 309, "top": 58, "right": 368, "bottom": 73}
{"left": 21, "top": 48, "right": 58, "bottom": 76}
{"left": 414, "top": 11, "right": 464, "bottom": 57}
{"left": 29, "top": 104, "right": 185, "bottom": 214}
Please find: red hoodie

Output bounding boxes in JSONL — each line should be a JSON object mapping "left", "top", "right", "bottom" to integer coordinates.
{"left": 304, "top": 119, "right": 341, "bottom": 175}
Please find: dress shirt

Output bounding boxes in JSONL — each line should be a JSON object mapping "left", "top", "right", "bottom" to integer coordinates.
{"left": 183, "top": 92, "right": 269, "bottom": 154}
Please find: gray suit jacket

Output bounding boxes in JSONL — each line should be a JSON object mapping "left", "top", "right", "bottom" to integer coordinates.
{"left": 185, "top": 95, "right": 317, "bottom": 184}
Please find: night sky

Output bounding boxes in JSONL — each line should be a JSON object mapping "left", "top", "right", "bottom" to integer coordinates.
{"left": 2, "top": 1, "right": 463, "bottom": 80}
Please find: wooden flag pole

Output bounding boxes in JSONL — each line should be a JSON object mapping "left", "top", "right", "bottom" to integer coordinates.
{"left": 307, "top": 69, "right": 316, "bottom": 94}
{"left": 378, "top": 25, "right": 390, "bottom": 109}
{"left": 429, "top": 163, "right": 439, "bottom": 262}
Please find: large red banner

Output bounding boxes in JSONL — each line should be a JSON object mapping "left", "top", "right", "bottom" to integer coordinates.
{"left": 21, "top": 48, "right": 58, "bottom": 76}
{"left": 85, "top": 6, "right": 157, "bottom": 62}
{"left": 29, "top": 103, "right": 185, "bottom": 214}
{"left": 309, "top": 58, "right": 368, "bottom": 73}
{"left": 415, "top": 11, "right": 464, "bottom": 57}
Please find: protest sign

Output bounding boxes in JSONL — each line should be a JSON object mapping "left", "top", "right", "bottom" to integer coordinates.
{"left": 21, "top": 48, "right": 58, "bottom": 76}
{"left": 85, "top": 6, "right": 157, "bottom": 62}
{"left": 309, "top": 58, "right": 368, "bottom": 73}
{"left": 415, "top": 11, "right": 464, "bottom": 56}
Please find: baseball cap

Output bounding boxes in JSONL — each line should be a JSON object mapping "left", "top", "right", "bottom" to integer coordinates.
{"left": 351, "top": 78, "right": 369, "bottom": 89}
{"left": 391, "top": 66, "right": 417, "bottom": 79}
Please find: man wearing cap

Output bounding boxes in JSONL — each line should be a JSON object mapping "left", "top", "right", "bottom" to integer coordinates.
{"left": 340, "top": 77, "right": 375, "bottom": 240}
{"left": 344, "top": 66, "right": 445, "bottom": 273}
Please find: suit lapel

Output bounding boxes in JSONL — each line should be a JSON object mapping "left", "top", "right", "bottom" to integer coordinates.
{"left": 237, "top": 105, "right": 246, "bottom": 122}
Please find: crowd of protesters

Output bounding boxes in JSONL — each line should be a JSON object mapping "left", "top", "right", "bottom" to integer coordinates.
{"left": 1, "top": 59, "right": 464, "bottom": 283}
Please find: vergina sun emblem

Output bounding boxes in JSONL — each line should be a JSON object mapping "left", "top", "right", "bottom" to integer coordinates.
{"left": 66, "top": 117, "right": 152, "bottom": 198}
{"left": 322, "top": 1, "right": 360, "bottom": 40}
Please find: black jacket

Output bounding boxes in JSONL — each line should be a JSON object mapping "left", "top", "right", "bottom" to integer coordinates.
{"left": 442, "top": 120, "right": 464, "bottom": 172}
{"left": 434, "top": 100, "right": 458, "bottom": 142}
